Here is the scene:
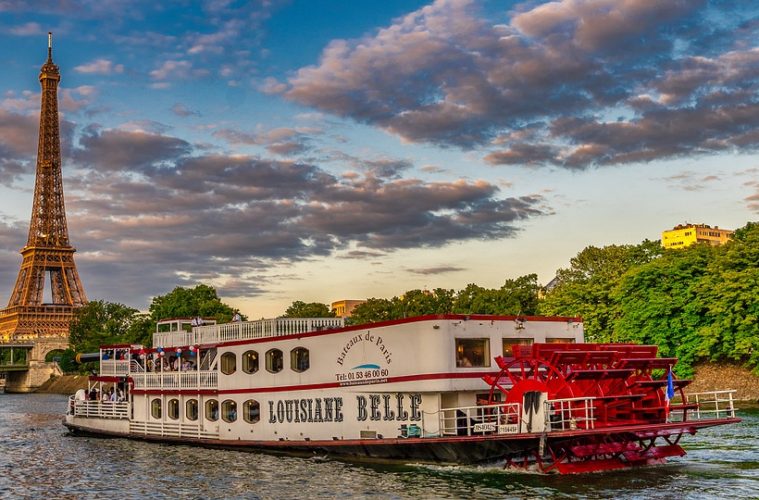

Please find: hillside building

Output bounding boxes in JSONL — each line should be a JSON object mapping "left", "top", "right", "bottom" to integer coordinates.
{"left": 331, "top": 299, "right": 365, "bottom": 318}
{"left": 661, "top": 223, "right": 733, "bottom": 249}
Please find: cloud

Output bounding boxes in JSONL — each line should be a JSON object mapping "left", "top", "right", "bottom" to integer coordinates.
{"left": 659, "top": 170, "right": 724, "bottom": 192}
{"left": 408, "top": 265, "right": 465, "bottom": 275}
{"left": 149, "top": 58, "right": 211, "bottom": 87}
{"left": 0, "top": 109, "right": 45, "bottom": 160}
{"left": 170, "top": 103, "right": 199, "bottom": 117}
{"left": 8, "top": 22, "right": 43, "bottom": 36}
{"left": 55, "top": 126, "right": 547, "bottom": 304}
{"left": 74, "top": 58, "right": 124, "bottom": 74}
{"left": 284, "top": 0, "right": 759, "bottom": 169}
{"left": 72, "top": 126, "right": 193, "bottom": 172}
{"left": 213, "top": 126, "right": 318, "bottom": 156}
{"left": 746, "top": 181, "right": 759, "bottom": 213}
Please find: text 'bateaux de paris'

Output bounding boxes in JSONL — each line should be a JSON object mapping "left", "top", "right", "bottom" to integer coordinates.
{"left": 336, "top": 331, "right": 393, "bottom": 366}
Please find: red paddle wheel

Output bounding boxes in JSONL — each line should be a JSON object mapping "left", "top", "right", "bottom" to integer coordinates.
{"left": 482, "top": 343, "right": 694, "bottom": 473}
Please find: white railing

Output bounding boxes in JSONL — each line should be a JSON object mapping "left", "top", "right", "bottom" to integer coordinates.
{"left": 669, "top": 390, "right": 737, "bottom": 421}
{"left": 153, "top": 317, "right": 345, "bottom": 348}
{"left": 131, "top": 371, "right": 218, "bottom": 389}
{"left": 129, "top": 421, "right": 219, "bottom": 440}
{"left": 100, "top": 360, "right": 130, "bottom": 375}
{"left": 436, "top": 403, "right": 522, "bottom": 437}
{"left": 545, "top": 397, "right": 596, "bottom": 431}
{"left": 72, "top": 399, "right": 130, "bottom": 419}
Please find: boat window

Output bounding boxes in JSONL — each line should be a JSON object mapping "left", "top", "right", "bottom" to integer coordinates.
{"left": 546, "top": 337, "right": 576, "bottom": 344}
{"left": 290, "top": 347, "right": 309, "bottom": 373}
{"left": 168, "top": 398, "right": 179, "bottom": 420}
{"left": 221, "top": 400, "right": 237, "bottom": 423}
{"left": 266, "top": 349, "right": 283, "bottom": 373}
{"left": 503, "top": 338, "right": 533, "bottom": 356}
{"left": 205, "top": 399, "right": 219, "bottom": 421}
{"left": 242, "top": 350, "right": 259, "bottom": 374}
{"left": 220, "top": 352, "right": 236, "bottom": 375}
{"left": 186, "top": 399, "right": 199, "bottom": 421}
{"left": 243, "top": 400, "right": 260, "bottom": 424}
{"left": 455, "top": 338, "right": 490, "bottom": 368}
{"left": 151, "top": 398, "right": 162, "bottom": 419}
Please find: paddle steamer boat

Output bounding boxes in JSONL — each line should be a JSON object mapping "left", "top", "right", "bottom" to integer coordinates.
{"left": 64, "top": 314, "right": 739, "bottom": 473}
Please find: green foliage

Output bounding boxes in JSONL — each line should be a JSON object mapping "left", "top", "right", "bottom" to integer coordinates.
{"left": 349, "top": 277, "right": 540, "bottom": 325}
{"left": 69, "top": 300, "right": 140, "bottom": 353}
{"left": 44, "top": 349, "right": 66, "bottom": 362}
{"left": 397, "top": 288, "right": 455, "bottom": 317}
{"left": 282, "top": 301, "right": 335, "bottom": 318}
{"left": 57, "top": 349, "right": 78, "bottom": 374}
{"left": 613, "top": 244, "right": 715, "bottom": 377}
{"left": 540, "top": 241, "right": 661, "bottom": 342}
{"left": 68, "top": 285, "right": 238, "bottom": 355}
{"left": 542, "top": 224, "right": 759, "bottom": 376}
{"left": 452, "top": 275, "right": 540, "bottom": 315}
{"left": 349, "top": 298, "right": 397, "bottom": 325}
{"left": 694, "top": 223, "right": 759, "bottom": 369}
{"left": 148, "top": 284, "right": 236, "bottom": 324}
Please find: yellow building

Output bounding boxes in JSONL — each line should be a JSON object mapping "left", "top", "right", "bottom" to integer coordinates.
{"left": 331, "top": 299, "right": 366, "bottom": 318}
{"left": 661, "top": 223, "right": 733, "bottom": 249}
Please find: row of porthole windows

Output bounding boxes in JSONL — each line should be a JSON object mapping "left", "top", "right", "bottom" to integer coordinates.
{"left": 220, "top": 347, "right": 309, "bottom": 376}
{"left": 150, "top": 398, "right": 260, "bottom": 424}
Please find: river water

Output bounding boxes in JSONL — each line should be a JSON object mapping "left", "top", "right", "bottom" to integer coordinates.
{"left": 0, "top": 393, "right": 757, "bottom": 499}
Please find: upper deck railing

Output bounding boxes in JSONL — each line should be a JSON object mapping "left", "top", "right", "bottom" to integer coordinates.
{"left": 153, "top": 317, "right": 345, "bottom": 348}
{"left": 100, "top": 359, "right": 130, "bottom": 376}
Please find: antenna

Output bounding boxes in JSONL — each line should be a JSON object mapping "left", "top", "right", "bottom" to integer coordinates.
{"left": 48, "top": 32, "right": 52, "bottom": 60}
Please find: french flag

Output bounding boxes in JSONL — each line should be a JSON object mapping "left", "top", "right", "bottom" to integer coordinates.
{"left": 665, "top": 366, "right": 676, "bottom": 420}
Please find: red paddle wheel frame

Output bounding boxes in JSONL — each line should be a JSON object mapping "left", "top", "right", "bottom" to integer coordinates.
{"left": 483, "top": 343, "right": 694, "bottom": 473}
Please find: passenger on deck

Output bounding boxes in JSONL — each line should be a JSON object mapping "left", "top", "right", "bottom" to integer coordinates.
{"left": 232, "top": 312, "right": 241, "bottom": 322}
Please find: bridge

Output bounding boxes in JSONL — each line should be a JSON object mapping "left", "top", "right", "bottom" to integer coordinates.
{"left": 0, "top": 338, "right": 66, "bottom": 392}
{"left": 0, "top": 343, "right": 33, "bottom": 372}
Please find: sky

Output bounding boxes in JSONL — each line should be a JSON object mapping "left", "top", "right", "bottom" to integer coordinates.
{"left": 0, "top": 0, "right": 756, "bottom": 317}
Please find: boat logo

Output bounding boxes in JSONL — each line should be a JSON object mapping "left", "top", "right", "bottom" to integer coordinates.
{"left": 352, "top": 364, "right": 380, "bottom": 370}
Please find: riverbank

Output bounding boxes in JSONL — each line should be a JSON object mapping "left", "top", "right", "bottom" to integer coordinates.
{"left": 35, "top": 374, "right": 89, "bottom": 394}
{"left": 34, "top": 362, "right": 759, "bottom": 402}
{"left": 689, "top": 362, "right": 759, "bottom": 403}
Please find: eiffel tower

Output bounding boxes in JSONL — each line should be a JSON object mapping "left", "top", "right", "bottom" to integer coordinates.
{"left": 0, "top": 33, "right": 87, "bottom": 345}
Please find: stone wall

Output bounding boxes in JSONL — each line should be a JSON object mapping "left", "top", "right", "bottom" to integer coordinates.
{"left": 34, "top": 373, "right": 89, "bottom": 394}
{"left": 4, "top": 361, "right": 63, "bottom": 393}
{"left": 689, "top": 362, "right": 759, "bottom": 403}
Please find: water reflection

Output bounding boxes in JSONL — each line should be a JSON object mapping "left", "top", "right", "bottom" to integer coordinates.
{"left": 0, "top": 394, "right": 757, "bottom": 499}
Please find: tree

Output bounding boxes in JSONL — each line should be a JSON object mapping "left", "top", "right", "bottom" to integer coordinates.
{"left": 613, "top": 243, "right": 715, "bottom": 377}
{"left": 69, "top": 300, "right": 140, "bottom": 353}
{"left": 694, "top": 222, "right": 759, "bottom": 370}
{"left": 349, "top": 298, "right": 397, "bottom": 325}
{"left": 395, "top": 289, "right": 454, "bottom": 318}
{"left": 540, "top": 241, "right": 661, "bottom": 342}
{"left": 148, "top": 284, "right": 236, "bottom": 323}
{"left": 282, "top": 300, "right": 335, "bottom": 318}
{"left": 497, "top": 274, "right": 540, "bottom": 315}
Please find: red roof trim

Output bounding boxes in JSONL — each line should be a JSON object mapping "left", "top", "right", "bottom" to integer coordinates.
{"left": 88, "top": 375, "right": 124, "bottom": 383}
